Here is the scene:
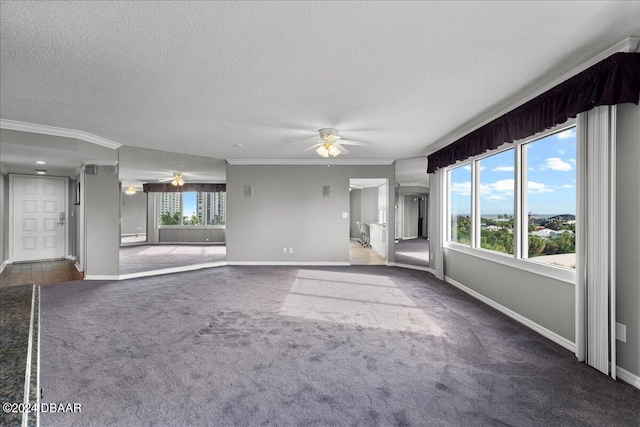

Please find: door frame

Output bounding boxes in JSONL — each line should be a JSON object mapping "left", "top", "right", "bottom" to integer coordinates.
{"left": 9, "top": 174, "right": 70, "bottom": 262}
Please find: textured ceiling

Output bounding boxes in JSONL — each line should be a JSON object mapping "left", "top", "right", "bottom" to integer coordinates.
{"left": 1, "top": 1, "right": 640, "bottom": 165}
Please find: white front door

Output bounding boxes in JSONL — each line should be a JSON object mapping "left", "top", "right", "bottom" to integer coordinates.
{"left": 11, "top": 175, "right": 67, "bottom": 262}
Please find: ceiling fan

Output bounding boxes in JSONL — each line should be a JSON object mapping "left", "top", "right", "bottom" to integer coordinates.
{"left": 158, "top": 172, "right": 186, "bottom": 186}
{"left": 302, "top": 128, "right": 373, "bottom": 157}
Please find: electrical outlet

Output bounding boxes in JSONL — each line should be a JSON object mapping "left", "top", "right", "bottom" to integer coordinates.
{"left": 288, "top": 248, "right": 293, "bottom": 254}
{"left": 615, "top": 322, "right": 626, "bottom": 343}
{"left": 283, "top": 247, "right": 287, "bottom": 254}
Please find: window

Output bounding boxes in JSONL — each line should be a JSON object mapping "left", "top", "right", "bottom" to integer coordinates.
{"left": 478, "top": 149, "right": 514, "bottom": 255}
{"left": 448, "top": 164, "right": 471, "bottom": 245}
{"left": 445, "top": 124, "right": 576, "bottom": 270}
{"left": 158, "top": 191, "right": 226, "bottom": 226}
{"left": 522, "top": 128, "right": 576, "bottom": 268}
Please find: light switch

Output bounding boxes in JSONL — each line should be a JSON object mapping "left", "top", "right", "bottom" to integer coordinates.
{"left": 342, "top": 212, "right": 348, "bottom": 218}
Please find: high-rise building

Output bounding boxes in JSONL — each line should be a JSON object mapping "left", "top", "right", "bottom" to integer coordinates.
{"left": 157, "top": 192, "right": 182, "bottom": 218}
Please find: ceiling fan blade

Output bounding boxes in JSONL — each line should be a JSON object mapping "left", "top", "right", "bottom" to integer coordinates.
{"left": 334, "top": 143, "right": 350, "bottom": 155}
{"left": 339, "top": 139, "right": 373, "bottom": 148}
{"left": 301, "top": 143, "right": 323, "bottom": 153}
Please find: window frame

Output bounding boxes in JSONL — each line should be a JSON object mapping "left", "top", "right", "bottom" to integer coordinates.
{"left": 157, "top": 191, "right": 226, "bottom": 229}
{"left": 444, "top": 120, "right": 577, "bottom": 284}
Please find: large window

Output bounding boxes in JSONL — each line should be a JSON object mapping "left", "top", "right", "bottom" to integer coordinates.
{"left": 448, "top": 165, "right": 471, "bottom": 244}
{"left": 446, "top": 125, "right": 576, "bottom": 270}
{"left": 522, "top": 128, "right": 576, "bottom": 268}
{"left": 478, "top": 148, "right": 514, "bottom": 255}
{"left": 157, "top": 191, "right": 226, "bottom": 226}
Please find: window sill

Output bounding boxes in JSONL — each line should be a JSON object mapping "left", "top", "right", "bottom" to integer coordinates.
{"left": 444, "top": 242, "right": 575, "bottom": 285}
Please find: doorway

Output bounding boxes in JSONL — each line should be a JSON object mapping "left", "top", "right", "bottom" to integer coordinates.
{"left": 349, "top": 178, "right": 387, "bottom": 265}
{"left": 10, "top": 175, "right": 68, "bottom": 262}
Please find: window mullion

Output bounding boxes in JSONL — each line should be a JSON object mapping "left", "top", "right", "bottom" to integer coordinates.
{"left": 471, "top": 160, "right": 479, "bottom": 248}
{"left": 515, "top": 145, "right": 522, "bottom": 259}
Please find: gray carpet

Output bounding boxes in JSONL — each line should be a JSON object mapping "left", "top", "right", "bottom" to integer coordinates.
{"left": 40, "top": 266, "right": 639, "bottom": 426}
{"left": 394, "top": 238, "right": 430, "bottom": 267}
{"left": 119, "top": 244, "right": 226, "bottom": 274}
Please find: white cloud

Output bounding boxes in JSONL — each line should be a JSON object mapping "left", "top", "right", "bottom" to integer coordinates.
{"left": 557, "top": 128, "right": 576, "bottom": 140}
{"left": 541, "top": 157, "right": 573, "bottom": 171}
{"left": 528, "top": 181, "right": 554, "bottom": 194}
{"left": 562, "top": 184, "right": 575, "bottom": 189}
{"left": 480, "top": 179, "right": 514, "bottom": 197}
{"left": 450, "top": 181, "right": 471, "bottom": 196}
{"left": 528, "top": 167, "right": 535, "bottom": 171}
{"left": 557, "top": 149, "right": 566, "bottom": 155}
{"left": 568, "top": 158, "right": 576, "bottom": 164}
{"left": 492, "top": 165, "right": 514, "bottom": 172}
{"left": 486, "top": 195, "right": 505, "bottom": 201}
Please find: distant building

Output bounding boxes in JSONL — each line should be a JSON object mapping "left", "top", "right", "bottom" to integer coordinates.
{"left": 158, "top": 192, "right": 182, "bottom": 217}
{"left": 196, "top": 191, "right": 226, "bottom": 225}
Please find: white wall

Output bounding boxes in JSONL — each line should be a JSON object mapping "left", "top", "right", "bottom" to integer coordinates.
{"left": 226, "top": 164, "right": 394, "bottom": 263}
{"left": 349, "top": 189, "right": 361, "bottom": 238}
{"left": 84, "top": 166, "right": 120, "bottom": 276}
{"left": 360, "top": 187, "right": 378, "bottom": 224}
{"left": 0, "top": 172, "right": 7, "bottom": 266}
{"left": 159, "top": 227, "right": 225, "bottom": 244}
{"left": 615, "top": 102, "right": 640, "bottom": 379}
{"left": 121, "top": 191, "right": 147, "bottom": 235}
{"left": 444, "top": 249, "right": 575, "bottom": 341}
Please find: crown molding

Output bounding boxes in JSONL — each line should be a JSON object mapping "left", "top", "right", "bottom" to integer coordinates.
{"left": 424, "top": 36, "right": 640, "bottom": 157}
{"left": 0, "top": 119, "right": 122, "bottom": 150}
{"left": 0, "top": 165, "right": 8, "bottom": 175}
{"left": 226, "top": 159, "right": 394, "bottom": 166}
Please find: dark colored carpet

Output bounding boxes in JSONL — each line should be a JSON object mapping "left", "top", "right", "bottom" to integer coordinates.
{"left": 40, "top": 266, "right": 639, "bottom": 426}
{"left": 395, "top": 238, "right": 430, "bottom": 267}
{"left": 119, "top": 244, "right": 226, "bottom": 274}
{"left": 0, "top": 285, "right": 37, "bottom": 427}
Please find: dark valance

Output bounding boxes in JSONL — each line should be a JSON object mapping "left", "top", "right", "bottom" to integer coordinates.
{"left": 427, "top": 52, "right": 640, "bottom": 173}
{"left": 143, "top": 183, "right": 226, "bottom": 193}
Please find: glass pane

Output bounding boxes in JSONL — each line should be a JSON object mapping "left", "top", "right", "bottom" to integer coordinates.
{"left": 478, "top": 149, "right": 514, "bottom": 254}
{"left": 448, "top": 165, "right": 471, "bottom": 245}
{"left": 204, "top": 192, "right": 226, "bottom": 225}
{"left": 157, "top": 192, "right": 182, "bottom": 225}
{"left": 182, "top": 192, "right": 200, "bottom": 225}
{"left": 524, "top": 127, "right": 576, "bottom": 268}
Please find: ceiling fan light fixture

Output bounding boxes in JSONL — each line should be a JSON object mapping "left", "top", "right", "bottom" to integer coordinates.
{"left": 171, "top": 173, "right": 185, "bottom": 186}
{"left": 316, "top": 145, "right": 329, "bottom": 158}
{"left": 328, "top": 145, "right": 340, "bottom": 157}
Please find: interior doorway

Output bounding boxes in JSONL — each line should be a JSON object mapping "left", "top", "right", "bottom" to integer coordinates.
{"left": 9, "top": 175, "right": 68, "bottom": 262}
{"left": 349, "top": 178, "right": 387, "bottom": 265}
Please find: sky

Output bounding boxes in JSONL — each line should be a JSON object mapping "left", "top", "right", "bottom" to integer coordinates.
{"left": 450, "top": 127, "right": 576, "bottom": 216}
{"left": 183, "top": 192, "right": 197, "bottom": 217}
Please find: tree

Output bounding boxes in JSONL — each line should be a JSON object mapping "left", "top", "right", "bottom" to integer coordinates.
{"left": 160, "top": 211, "right": 181, "bottom": 225}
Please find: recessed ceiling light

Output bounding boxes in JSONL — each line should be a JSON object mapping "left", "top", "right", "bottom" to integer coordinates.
{"left": 36, "top": 161, "right": 46, "bottom": 165}
{"left": 36, "top": 169, "right": 46, "bottom": 175}
{"left": 233, "top": 144, "right": 243, "bottom": 148}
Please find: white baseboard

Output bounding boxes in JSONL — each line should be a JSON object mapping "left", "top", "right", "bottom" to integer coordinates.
{"left": 226, "top": 261, "right": 350, "bottom": 266}
{"left": 84, "top": 275, "right": 119, "bottom": 281}
{"left": 0, "top": 259, "right": 11, "bottom": 274}
{"left": 617, "top": 366, "right": 640, "bottom": 390}
{"left": 117, "top": 262, "right": 226, "bottom": 280}
{"left": 65, "top": 255, "right": 77, "bottom": 261}
{"left": 387, "top": 262, "right": 435, "bottom": 275}
{"left": 74, "top": 262, "right": 83, "bottom": 272}
{"left": 444, "top": 276, "right": 576, "bottom": 353}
